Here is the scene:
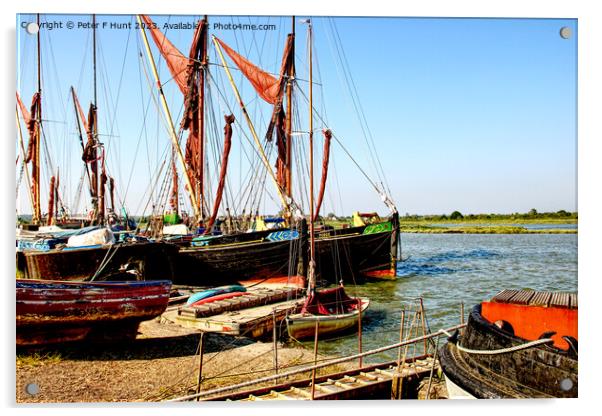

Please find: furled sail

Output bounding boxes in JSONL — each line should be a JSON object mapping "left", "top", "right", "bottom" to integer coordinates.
{"left": 204, "top": 114, "right": 235, "bottom": 234}
{"left": 313, "top": 129, "right": 332, "bottom": 222}
{"left": 140, "top": 15, "right": 208, "bottom": 208}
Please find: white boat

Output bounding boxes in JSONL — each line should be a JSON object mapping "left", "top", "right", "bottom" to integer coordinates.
{"left": 286, "top": 286, "right": 369, "bottom": 340}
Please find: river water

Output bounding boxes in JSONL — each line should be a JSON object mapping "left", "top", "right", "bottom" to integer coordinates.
{"left": 300, "top": 232, "right": 578, "bottom": 363}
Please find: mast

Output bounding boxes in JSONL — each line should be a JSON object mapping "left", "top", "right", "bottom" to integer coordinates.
{"left": 198, "top": 15, "right": 208, "bottom": 220}
{"left": 93, "top": 14, "right": 106, "bottom": 224}
{"left": 307, "top": 19, "right": 316, "bottom": 291}
{"left": 285, "top": 17, "right": 295, "bottom": 198}
{"left": 136, "top": 14, "right": 201, "bottom": 219}
{"left": 32, "top": 13, "right": 42, "bottom": 225}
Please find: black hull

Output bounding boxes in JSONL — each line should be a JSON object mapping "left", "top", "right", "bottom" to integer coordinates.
{"left": 439, "top": 304, "right": 578, "bottom": 398}
{"left": 18, "top": 242, "right": 178, "bottom": 282}
{"left": 172, "top": 213, "right": 400, "bottom": 286}
{"left": 175, "top": 238, "right": 299, "bottom": 285}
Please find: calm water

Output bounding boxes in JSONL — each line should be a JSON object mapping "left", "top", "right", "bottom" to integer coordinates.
{"left": 301, "top": 233, "right": 578, "bottom": 362}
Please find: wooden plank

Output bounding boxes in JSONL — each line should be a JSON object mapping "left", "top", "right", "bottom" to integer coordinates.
{"left": 550, "top": 292, "right": 571, "bottom": 308}
{"left": 491, "top": 289, "right": 519, "bottom": 303}
{"left": 509, "top": 290, "right": 535, "bottom": 305}
{"left": 569, "top": 293, "right": 578, "bottom": 309}
{"left": 529, "top": 291, "right": 552, "bottom": 307}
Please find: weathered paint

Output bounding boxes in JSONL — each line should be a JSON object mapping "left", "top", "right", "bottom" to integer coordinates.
{"left": 16, "top": 279, "right": 171, "bottom": 346}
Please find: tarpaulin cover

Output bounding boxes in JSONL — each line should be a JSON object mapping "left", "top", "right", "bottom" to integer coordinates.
{"left": 301, "top": 286, "right": 359, "bottom": 315}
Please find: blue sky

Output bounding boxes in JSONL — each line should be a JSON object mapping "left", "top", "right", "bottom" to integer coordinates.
{"left": 16, "top": 14, "right": 577, "bottom": 217}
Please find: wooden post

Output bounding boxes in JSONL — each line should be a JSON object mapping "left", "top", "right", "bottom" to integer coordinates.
{"left": 195, "top": 332, "right": 205, "bottom": 401}
{"left": 310, "top": 319, "right": 319, "bottom": 400}
{"left": 357, "top": 298, "right": 363, "bottom": 368}
{"left": 272, "top": 311, "right": 279, "bottom": 375}
{"left": 419, "top": 298, "right": 428, "bottom": 354}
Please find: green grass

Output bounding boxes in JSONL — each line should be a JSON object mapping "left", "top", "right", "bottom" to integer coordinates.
{"left": 16, "top": 351, "right": 63, "bottom": 367}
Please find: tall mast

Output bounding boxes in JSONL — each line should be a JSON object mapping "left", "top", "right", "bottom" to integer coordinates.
{"left": 307, "top": 19, "right": 316, "bottom": 291}
{"left": 137, "top": 15, "right": 201, "bottom": 219}
{"left": 285, "top": 17, "right": 295, "bottom": 198}
{"left": 92, "top": 14, "right": 105, "bottom": 224}
{"left": 32, "top": 13, "right": 42, "bottom": 225}
{"left": 198, "top": 15, "right": 208, "bottom": 221}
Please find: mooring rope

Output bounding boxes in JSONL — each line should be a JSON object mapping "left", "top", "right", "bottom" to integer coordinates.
{"left": 442, "top": 329, "right": 554, "bottom": 355}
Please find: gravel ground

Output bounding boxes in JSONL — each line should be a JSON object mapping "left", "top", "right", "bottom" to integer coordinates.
{"left": 16, "top": 318, "right": 352, "bottom": 403}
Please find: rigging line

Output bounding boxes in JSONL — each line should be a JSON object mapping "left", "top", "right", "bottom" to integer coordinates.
{"left": 105, "top": 17, "right": 133, "bottom": 203}
{"left": 295, "top": 85, "right": 383, "bottom": 197}
{"left": 328, "top": 18, "right": 392, "bottom": 196}
{"left": 323, "top": 19, "right": 383, "bottom": 191}
{"left": 206, "top": 69, "right": 277, "bottom": 204}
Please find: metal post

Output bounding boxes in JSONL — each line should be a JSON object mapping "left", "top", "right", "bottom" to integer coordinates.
{"left": 195, "top": 332, "right": 205, "bottom": 401}
{"left": 425, "top": 335, "right": 441, "bottom": 400}
{"left": 419, "top": 298, "right": 428, "bottom": 354}
{"left": 394, "top": 307, "right": 406, "bottom": 399}
{"left": 310, "top": 319, "right": 319, "bottom": 400}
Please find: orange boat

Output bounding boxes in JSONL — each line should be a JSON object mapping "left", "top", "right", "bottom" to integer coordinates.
{"left": 439, "top": 289, "right": 577, "bottom": 398}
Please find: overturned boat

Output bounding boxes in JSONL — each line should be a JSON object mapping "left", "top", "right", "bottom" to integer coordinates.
{"left": 439, "top": 289, "right": 578, "bottom": 398}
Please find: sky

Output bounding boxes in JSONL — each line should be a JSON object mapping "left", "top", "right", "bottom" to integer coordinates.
{"left": 15, "top": 14, "right": 577, "bottom": 217}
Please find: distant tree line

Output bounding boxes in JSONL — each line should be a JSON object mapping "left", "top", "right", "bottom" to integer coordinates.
{"left": 401, "top": 209, "right": 577, "bottom": 221}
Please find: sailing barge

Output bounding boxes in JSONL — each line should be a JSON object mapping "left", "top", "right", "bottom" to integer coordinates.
{"left": 439, "top": 289, "right": 578, "bottom": 398}
{"left": 135, "top": 16, "right": 400, "bottom": 287}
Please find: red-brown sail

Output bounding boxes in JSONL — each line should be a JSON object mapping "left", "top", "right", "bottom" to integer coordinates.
{"left": 313, "top": 129, "right": 332, "bottom": 222}
{"left": 16, "top": 92, "right": 31, "bottom": 128}
{"left": 204, "top": 114, "right": 235, "bottom": 234}
{"left": 139, "top": 15, "right": 189, "bottom": 94}
{"left": 214, "top": 37, "right": 283, "bottom": 105}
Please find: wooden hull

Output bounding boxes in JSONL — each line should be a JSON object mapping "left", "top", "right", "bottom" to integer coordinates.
{"left": 172, "top": 213, "right": 399, "bottom": 285}
{"left": 439, "top": 302, "right": 578, "bottom": 398}
{"left": 17, "top": 241, "right": 178, "bottom": 282}
{"left": 16, "top": 279, "right": 172, "bottom": 346}
{"left": 175, "top": 236, "right": 298, "bottom": 285}
{"left": 286, "top": 298, "right": 369, "bottom": 340}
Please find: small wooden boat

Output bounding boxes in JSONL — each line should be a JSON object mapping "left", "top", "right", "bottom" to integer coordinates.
{"left": 439, "top": 289, "right": 578, "bottom": 398}
{"left": 186, "top": 284, "right": 246, "bottom": 305}
{"left": 286, "top": 286, "right": 369, "bottom": 340}
{"left": 189, "top": 291, "right": 246, "bottom": 307}
{"left": 16, "top": 279, "right": 172, "bottom": 346}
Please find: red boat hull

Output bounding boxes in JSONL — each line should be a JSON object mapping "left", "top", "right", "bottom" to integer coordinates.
{"left": 16, "top": 279, "right": 172, "bottom": 346}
